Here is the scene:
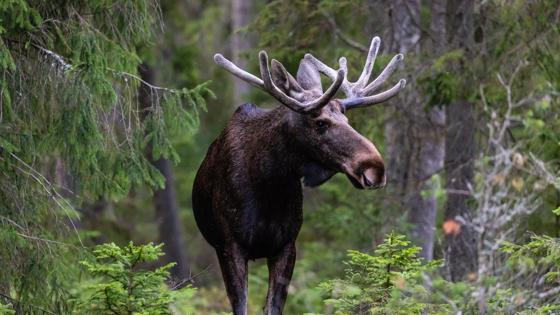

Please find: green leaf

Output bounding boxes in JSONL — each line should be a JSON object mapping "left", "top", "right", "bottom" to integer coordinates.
{"left": 0, "top": 136, "right": 18, "bottom": 153}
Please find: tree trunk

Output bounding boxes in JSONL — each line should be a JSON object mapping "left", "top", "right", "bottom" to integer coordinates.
{"left": 405, "top": 104, "right": 446, "bottom": 261}
{"left": 429, "top": 0, "right": 447, "bottom": 55}
{"left": 151, "top": 156, "right": 191, "bottom": 281}
{"left": 231, "top": 0, "right": 253, "bottom": 106}
{"left": 384, "top": 0, "right": 420, "bottom": 216}
{"left": 387, "top": 0, "right": 446, "bottom": 261}
{"left": 138, "top": 64, "right": 190, "bottom": 281}
{"left": 443, "top": 0, "right": 477, "bottom": 281}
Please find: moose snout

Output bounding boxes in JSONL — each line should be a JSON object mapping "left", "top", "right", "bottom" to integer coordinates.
{"left": 361, "top": 166, "right": 386, "bottom": 189}
{"left": 354, "top": 142, "right": 386, "bottom": 189}
{"left": 344, "top": 156, "right": 386, "bottom": 190}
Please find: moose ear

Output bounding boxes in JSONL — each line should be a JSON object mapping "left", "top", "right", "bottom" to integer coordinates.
{"left": 271, "top": 59, "right": 303, "bottom": 95}
{"left": 297, "top": 59, "right": 323, "bottom": 93}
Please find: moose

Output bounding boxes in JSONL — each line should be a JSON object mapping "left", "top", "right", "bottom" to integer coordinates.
{"left": 192, "top": 36, "right": 405, "bottom": 315}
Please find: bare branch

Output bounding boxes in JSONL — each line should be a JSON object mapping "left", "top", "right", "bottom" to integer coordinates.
{"left": 320, "top": 11, "right": 368, "bottom": 53}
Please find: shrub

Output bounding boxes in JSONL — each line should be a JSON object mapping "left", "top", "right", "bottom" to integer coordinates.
{"left": 75, "top": 242, "right": 195, "bottom": 315}
{"left": 319, "top": 232, "right": 443, "bottom": 315}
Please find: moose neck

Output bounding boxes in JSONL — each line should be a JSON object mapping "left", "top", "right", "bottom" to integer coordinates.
{"left": 231, "top": 105, "right": 305, "bottom": 185}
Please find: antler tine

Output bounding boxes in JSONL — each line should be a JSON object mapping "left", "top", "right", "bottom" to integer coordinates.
{"left": 304, "top": 54, "right": 351, "bottom": 95}
{"left": 303, "top": 36, "right": 406, "bottom": 110}
{"left": 259, "top": 51, "right": 345, "bottom": 113}
{"left": 356, "top": 36, "right": 380, "bottom": 88}
{"left": 340, "top": 79, "right": 406, "bottom": 109}
{"left": 362, "top": 53, "right": 404, "bottom": 96}
{"left": 313, "top": 68, "right": 346, "bottom": 109}
{"left": 214, "top": 54, "right": 264, "bottom": 89}
{"left": 302, "top": 54, "right": 337, "bottom": 80}
{"left": 338, "top": 57, "right": 348, "bottom": 78}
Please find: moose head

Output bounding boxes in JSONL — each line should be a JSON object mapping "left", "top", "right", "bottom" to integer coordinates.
{"left": 193, "top": 36, "right": 405, "bottom": 315}
{"left": 214, "top": 36, "right": 405, "bottom": 190}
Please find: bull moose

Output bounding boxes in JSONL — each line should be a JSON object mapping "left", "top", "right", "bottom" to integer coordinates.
{"left": 192, "top": 36, "right": 405, "bottom": 315}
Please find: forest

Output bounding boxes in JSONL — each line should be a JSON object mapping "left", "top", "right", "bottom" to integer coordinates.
{"left": 1, "top": 0, "right": 559, "bottom": 314}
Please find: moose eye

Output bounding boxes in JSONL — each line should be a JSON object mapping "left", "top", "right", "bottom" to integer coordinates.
{"left": 315, "top": 120, "right": 329, "bottom": 130}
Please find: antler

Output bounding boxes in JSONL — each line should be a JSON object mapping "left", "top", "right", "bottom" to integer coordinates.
{"left": 214, "top": 51, "right": 345, "bottom": 114}
{"left": 304, "top": 36, "right": 406, "bottom": 110}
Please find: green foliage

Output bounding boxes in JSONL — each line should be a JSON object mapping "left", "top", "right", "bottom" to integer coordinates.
{"left": 0, "top": 0, "right": 42, "bottom": 34}
{"left": 392, "top": 234, "right": 560, "bottom": 314}
{"left": 418, "top": 49, "right": 463, "bottom": 107}
{"left": 75, "top": 242, "right": 196, "bottom": 315}
{"left": 502, "top": 235, "right": 560, "bottom": 286}
{"left": 318, "top": 233, "right": 442, "bottom": 314}
{"left": 1, "top": 1, "right": 559, "bottom": 314}
{"left": 0, "top": 1, "right": 210, "bottom": 313}
{"left": 0, "top": 301, "right": 15, "bottom": 315}
{"left": 316, "top": 233, "right": 560, "bottom": 315}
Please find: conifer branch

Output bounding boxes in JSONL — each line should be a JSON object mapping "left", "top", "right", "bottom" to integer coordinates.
{"left": 36, "top": 45, "right": 72, "bottom": 71}
{"left": 107, "top": 68, "right": 181, "bottom": 94}
{"left": 2, "top": 152, "right": 84, "bottom": 247}
{"left": 0, "top": 292, "right": 57, "bottom": 315}
{"left": 15, "top": 232, "right": 71, "bottom": 246}
{"left": 33, "top": 43, "right": 189, "bottom": 95}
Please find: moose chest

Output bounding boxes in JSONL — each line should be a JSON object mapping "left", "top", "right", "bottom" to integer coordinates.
{"left": 227, "top": 181, "right": 304, "bottom": 259}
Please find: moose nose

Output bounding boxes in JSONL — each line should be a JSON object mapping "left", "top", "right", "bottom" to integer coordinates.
{"left": 362, "top": 166, "right": 385, "bottom": 189}
{"left": 362, "top": 172, "right": 374, "bottom": 187}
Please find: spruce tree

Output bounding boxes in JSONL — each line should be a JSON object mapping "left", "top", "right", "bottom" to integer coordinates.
{"left": 0, "top": 1, "right": 209, "bottom": 312}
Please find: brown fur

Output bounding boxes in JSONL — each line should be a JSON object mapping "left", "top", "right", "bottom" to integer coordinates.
{"left": 192, "top": 101, "right": 385, "bottom": 315}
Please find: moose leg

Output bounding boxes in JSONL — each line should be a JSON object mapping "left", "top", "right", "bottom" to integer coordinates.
{"left": 216, "top": 243, "right": 248, "bottom": 315}
{"left": 263, "top": 243, "right": 296, "bottom": 315}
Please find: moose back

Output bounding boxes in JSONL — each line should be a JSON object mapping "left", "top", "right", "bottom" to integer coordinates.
{"left": 192, "top": 36, "right": 406, "bottom": 315}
